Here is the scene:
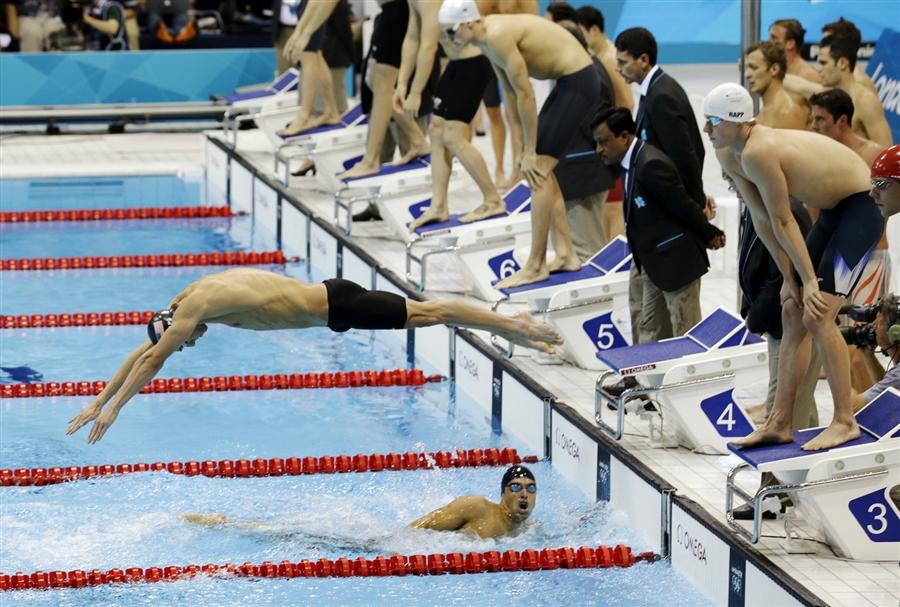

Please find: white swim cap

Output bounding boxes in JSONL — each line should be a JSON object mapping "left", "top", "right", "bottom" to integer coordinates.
{"left": 438, "top": 0, "right": 481, "bottom": 25}
{"left": 703, "top": 83, "right": 754, "bottom": 123}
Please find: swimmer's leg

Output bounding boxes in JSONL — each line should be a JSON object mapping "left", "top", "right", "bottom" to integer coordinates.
{"left": 410, "top": 116, "right": 452, "bottom": 231}
{"left": 438, "top": 119, "right": 504, "bottom": 223}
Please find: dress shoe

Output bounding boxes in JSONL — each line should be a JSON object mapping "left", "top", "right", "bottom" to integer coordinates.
{"left": 352, "top": 204, "right": 382, "bottom": 222}
{"left": 732, "top": 502, "right": 778, "bottom": 520}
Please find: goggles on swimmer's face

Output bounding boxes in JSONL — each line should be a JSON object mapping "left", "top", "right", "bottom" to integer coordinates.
{"left": 506, "top": 482, "right": 537, "bottom": 494}
{"left": 444, "top": 23, "right": 462, "bottom": 38}
{"left": 147, "top": 309, "right": 193, "bottom": 352}
{"left": 871, "top": 177, "right": 897, "bottom": 191}
{"left": 705, "top": 116, "right": 725, "bottom": 128}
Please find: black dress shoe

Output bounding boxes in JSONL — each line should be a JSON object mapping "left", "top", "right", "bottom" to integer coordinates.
{"left": 352, "top": 204, "right": 382, "bottom": 222}
{"left": 603, "top": 376, "right": 639, "bottom": 398}
{"left": 291, "top": 163, "right": 316, "bottom": 177}
{"left": 732, "top": 503, "right": 777, "bottom": 520}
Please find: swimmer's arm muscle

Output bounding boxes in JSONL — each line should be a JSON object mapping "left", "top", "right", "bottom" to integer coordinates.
{"left": 857, "top": 94, "right": 893, "bottom": 148}
{"left": 408, "top": 3, "right": 440, "bottom": 98}
{"left": 782, "top": 73, "right": 824, "bottom": 99}
{"left": 395, "top": 9, "right": 420, "bottom": 99}
{"left": 409, "top": 496, "right": 485, "bottom": 531}
{"left": 292, "top": 0, "right": 338, "bottom": 43}
{"left": 491, "top": 34, "right": 537, "bottom": 155}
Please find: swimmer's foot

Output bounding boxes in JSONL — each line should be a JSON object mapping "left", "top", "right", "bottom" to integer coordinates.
{"left": 394, "top": 142, "right": 430, "bottom": 166}
{"left": 729, "top": 419, "right": 793, "bottom": 449}
{"left": 460, "top": 200, "right": 507, "bottom": 223}
{"left": 497, "top": 171, "right": 524, "bottom": 193}
{"left": 745, "top": 403, "right": 768, "bottom": 425}
{"left": 495, "top": 311, "right": 563, "bottom": 353}
{"left": 801, "top": 419, "right": 860, "bottom": 451}
{"left": 278, "top": 114, "right": 314, "bottom": 138}
{"left": 338, "top": 160, "right": 382, "bottom": 181}
{"left": 547, "top": 255, "right": 581, "bottom": 273}
{"left": 409, "top": 205, "right": 450, "bottom": 231}
{"left": 495, "top": 265, "right": 549, "bottom": 290}
{"left": 184, "top": 513, "right": 230, "bottom": 526}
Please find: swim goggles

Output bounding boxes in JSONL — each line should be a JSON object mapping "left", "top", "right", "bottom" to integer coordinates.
{"left": 871, "top": 177, "right": 896, "bottom": 191}
{"left": 705, "top": 116, "right": 725, "bottom": 128}
{"left": 506, "top": 482, "right": 537, "bottom": 494}
{"left": 444, "top": 23, "right": 461, "bottom": 38}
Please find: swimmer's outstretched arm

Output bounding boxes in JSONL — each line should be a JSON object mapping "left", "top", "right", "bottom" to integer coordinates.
{"left": 409, "top": 496, "right": 488, "bottom": 532}
{"left": 68, "top": 306, "right": 203, "bottom": 443}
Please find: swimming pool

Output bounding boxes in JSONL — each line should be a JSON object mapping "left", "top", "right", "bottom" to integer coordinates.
{"left": 0, "top": 176, "right": 713, "bottom": 606}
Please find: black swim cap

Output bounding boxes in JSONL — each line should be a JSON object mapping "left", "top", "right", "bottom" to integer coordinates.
{"left": 147, "top": 309, "right": 174, "bottom": 345}
{"left": 501, "top": 464, "right": 535, "bottom": 494}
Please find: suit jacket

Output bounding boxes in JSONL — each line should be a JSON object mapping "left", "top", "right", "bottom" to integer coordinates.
{"left": 624, "top": 140, "right": 723, "bottom": 292}
{"left": 635, "top": 69, "right": 706, "bottom": 207}
{"left": 738, "top": 200, "right": 812, "bottom": 339}
{"left": 554, "top": 56, "right": 618, "bottom": 200}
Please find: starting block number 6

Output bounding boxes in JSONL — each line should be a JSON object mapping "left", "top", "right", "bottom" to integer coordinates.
{"left": 488, "top": 251, "right": 520, "bottom": 281}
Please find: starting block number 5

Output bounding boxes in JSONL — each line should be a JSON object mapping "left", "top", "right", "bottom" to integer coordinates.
{"left": 582, "top": 312, "right": 628, "bottom": 351}
{"left": 700, "top": 390, "right": 753, "bottom": 437}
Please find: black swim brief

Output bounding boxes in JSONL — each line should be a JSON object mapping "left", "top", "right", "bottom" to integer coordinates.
{"left": 370, "top": 0, "right": 408, "bottom": 68}
{"left": 483, "top": 70, "right": 501, "bottom": 108}
{"left": 323, "top": 278, "right": 408, "bottom": 332}
{"left": 806, "top": 191, "right": 884, "bottom": 297}
{"left": 434, "top": 55, "right": 494, "bottom": 123}
{"left": 536, "top": 64, "right": 603, "bottom": 159}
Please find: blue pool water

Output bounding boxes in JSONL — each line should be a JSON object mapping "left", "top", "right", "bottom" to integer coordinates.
{"left": 0, "top": 177, "right": 713, "bottom": 606}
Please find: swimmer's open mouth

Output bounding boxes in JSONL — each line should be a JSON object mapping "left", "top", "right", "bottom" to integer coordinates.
{"left": 518, "top": 500, "right": 529, "bottom": 512}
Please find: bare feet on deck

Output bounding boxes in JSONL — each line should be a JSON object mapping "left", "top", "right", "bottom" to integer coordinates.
{"left": 547, "top": 255, "right": 582, "bottom": 273}
{"left": 801, "top": 419, "right": 860, "bottom": 451}
{"left": 730, "top": 418, "right": 793, "bottom": 448}
{"left": 338, "top": 159, "right": 382, "bottom": 181}
{"left": 497, "top": 171, "right": 524, "bottom": 193}
{"left": 460, "top": 200, "right": 506, "bottom": 223}
{"left": 495, "top": 264, "right": 549, "bottom": 289}
{"left": 279, "top": 113, "right": 342, "bottom": 138}
{"left": 394, "top": 142, "right": 430, "bottom": 166}
{"left": 409, "top": 205, "right": 450, "bottom": 231}
{"left": 494, "top": 311, "right": 563, "bottom": 353}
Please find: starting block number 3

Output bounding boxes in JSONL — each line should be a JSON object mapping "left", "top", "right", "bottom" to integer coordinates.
{"left": 849, "top": 489, "right": 900, "bottom": 542}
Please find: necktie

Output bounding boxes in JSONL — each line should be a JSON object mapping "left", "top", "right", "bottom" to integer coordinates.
{"left": 635, "top": 95, "right": 646, "bottom": 135}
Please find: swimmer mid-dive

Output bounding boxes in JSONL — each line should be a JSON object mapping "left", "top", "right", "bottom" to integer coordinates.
{"left": 65, "top": 268, "right": 562, "bottom": 444}
{"left": 185, "top": 464, "right": 537, "bottom": 540}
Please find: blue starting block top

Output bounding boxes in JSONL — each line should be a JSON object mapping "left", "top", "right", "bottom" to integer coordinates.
{"left": 728, "top": 388, "right": 900, "bottom": 467}
{"left": 410, "top": 182, "right": 532, "bottom": 235}
{"left": 341, "top": 155, "right": 431, "bottom": 183}
{"left": 280, "top": 105, "right": 369, "bottom": 141}
{"left": 497, "top": 237, "right": 632, "bottom": 296}
{"left": 223, "top": 71, "right": 297, "bottom": 105}
{"left": 596, "top": 336, "right": 707, "bottom": 371}
{"left": 687, "top": 309, "right": 742, "bottom": 349}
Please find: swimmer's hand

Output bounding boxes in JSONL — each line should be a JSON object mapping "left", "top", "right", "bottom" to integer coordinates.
{"left": 283, "top": 29, "right": 311, "bottom": 66}
{"left": 402, "top": 92, "right": 422, "bottom": 122}
{"left": 85, "top": 405, "right": 122, "bottom": 444}
{"left": 704, "top": 196, "right": 717, "bottom": 220}
{"left": 66, "top": 401, "right": 102, "bottom": 435}
{"left": 802, "top": 279, "right": 828, "bottom": 319}
{"left": 392, "top": 85, "right": 407, "bottom": 114}
{"left": 707, "top": 234, "right": 726, "bottom": 250}
{"left": 519, "top": 153, "right": 546, "bottom": 190}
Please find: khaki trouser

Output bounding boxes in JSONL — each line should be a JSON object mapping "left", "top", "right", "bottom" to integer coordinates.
{"left": 628, "top": 265, "right": 702, "bottom": 344}
{"left": 565, "top": 190, "right": 609, "bottom": 261}
{"left": 19, "top": 14, "right": 64, "bottom": 52}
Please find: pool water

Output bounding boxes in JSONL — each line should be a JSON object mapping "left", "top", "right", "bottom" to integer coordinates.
{"left": 0, "top": 178, "right": 714, "bottom": 606}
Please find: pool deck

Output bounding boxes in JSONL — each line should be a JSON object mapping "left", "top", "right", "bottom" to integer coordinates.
{"left": 2, "top": 129, "right": 897, "bottom": 607}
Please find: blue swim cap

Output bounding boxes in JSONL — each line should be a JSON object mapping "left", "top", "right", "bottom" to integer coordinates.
{"left": 501, "top": 464, "right": 535, "bottom": 494}
{"left": 147, "top": 309, "right": 174, "bottom": 345}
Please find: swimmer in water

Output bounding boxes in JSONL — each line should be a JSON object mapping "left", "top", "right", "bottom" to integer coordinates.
{"left": 409, "top": 464, "right": 536, "bottom": 538}
{"left": 185, "top": 464, "right": 537, "bottom": 541}
{"left": 65, "top": 268, "right": 563, "bottom": 444}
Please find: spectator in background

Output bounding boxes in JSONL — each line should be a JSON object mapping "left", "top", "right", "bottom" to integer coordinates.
{"left": 1, "top": 0, "right": 19, "bottom": 51}
{"left": 821, "top": 17, "right": 877, "bottom": 94}
{"left": 14, "top": 0, "right": 64, "bottom": 51}
{"left": 769, "top": 18, "right": 821, "bottom": 84}
{"left": 147, "top": 0, "right": 195, "bottom": 45}
{"left": 593, "top": 107, "right": 724, "bottom": 343}
{"left": 744, "top": 41, "right": 808, "bottom": 130}
{"left": 83, "top": 0, "right": 127, "bottom": 49}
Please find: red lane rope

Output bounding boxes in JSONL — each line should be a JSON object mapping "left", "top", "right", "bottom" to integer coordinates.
{"left": 0, "top": 250, "right": 297, "bottom": 272}
{"left": 2, "top": 310, "right": 155, "bottom": 329}
{"left": 0, "top": 368, "right": 444, "bottom": 399}
{"left": 1, "top": 447, "right": 537, "bottom": 487}
{"left": 0, "top": 206, "right": 237, "bottom": 223}
{"left": 0, "top": 545, "right": 658, "bottom": 591}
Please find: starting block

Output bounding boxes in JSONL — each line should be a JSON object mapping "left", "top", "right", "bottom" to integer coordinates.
{"left": 594, "top": 308, "right": 768, "bottom": 453}
{"left": 726, "top": 388, "right": 900, "bottom": 561}
{"left": 405, "top": 182, "right": 533, "bottom": 298}
{"left": 221, "top": 69, "right": 300, "bottom": 148}
{"left": 497, "top": 237, "right": 632, "bottom": 368}
{"left": 331, "top": 155, "right": 464, "bottom": 235}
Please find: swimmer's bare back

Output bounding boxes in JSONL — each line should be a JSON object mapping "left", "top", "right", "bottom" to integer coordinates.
{"left": 167, "top": 269, "right": 330, "bottom": 331}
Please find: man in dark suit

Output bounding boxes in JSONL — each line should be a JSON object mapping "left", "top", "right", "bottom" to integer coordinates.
{"left": 592, "top": 107, "right": 724, "bottom": 343}
{"left": 614, "top": 27, "right": 709, "bottom": 215}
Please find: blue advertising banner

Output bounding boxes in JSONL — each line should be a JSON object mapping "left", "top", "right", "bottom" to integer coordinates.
{"left": 867, "top": 27, "right": 900, "bottom": 144}
{"left": 0, "top": 49, "right": 274, "bottom": 106}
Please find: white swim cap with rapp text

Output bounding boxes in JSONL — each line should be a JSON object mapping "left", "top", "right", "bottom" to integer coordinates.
{"left": 703, "top": 83, "right": 754, "bottom": 123}
{"left": 438, "top": 0, "right": 481, "bottom": 25}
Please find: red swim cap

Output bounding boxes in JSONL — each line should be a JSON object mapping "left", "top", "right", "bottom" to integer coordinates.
{"left": 871, "top": 145, "right": 900, "bottom": 179}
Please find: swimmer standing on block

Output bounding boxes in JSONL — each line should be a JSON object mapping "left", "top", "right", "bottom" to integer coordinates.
{"left": 186, "top": 464, "right": 537, "bottom": 540}
{"left": 66, "top": 269, "right": 562, "bottom": 443}
{"left": 706, "top": 83, "right": 883, "bottom": 451}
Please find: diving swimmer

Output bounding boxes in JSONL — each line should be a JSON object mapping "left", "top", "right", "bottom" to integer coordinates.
{"left": 66, "top": 269, "right": 562, "bottom": 443}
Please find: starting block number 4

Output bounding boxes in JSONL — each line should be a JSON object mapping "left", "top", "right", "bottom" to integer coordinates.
{"left": 582, "top": 312, "right": 628, "bottom": 351}
{"left": 849, "top": 488, "right": 900, "bottom": 542}
{"left": 700, "top": 390, "right": 753, "bottom": 437}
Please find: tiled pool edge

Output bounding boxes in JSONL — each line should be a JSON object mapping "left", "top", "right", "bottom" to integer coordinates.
{"left": 211, "top": 135, "right": 824, "bottom": 607}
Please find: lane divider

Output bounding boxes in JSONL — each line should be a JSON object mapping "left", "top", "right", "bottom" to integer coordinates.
{"left": 1, "top": 447, "right": 537, "bottom": 487}
{"left": 0, "top": 250, "right": 297, "bottom": 272}
{"left": 0, "top": 206, "right": 237, "bottom": 223}
{"left": 0, "top": 545, "right": 658, "bottom": 591}
{"left": 0, "top": 368, "right": 443, "bottom": 399}
{"left": 2, "top": 311, "right": 156, "bottom": 329}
